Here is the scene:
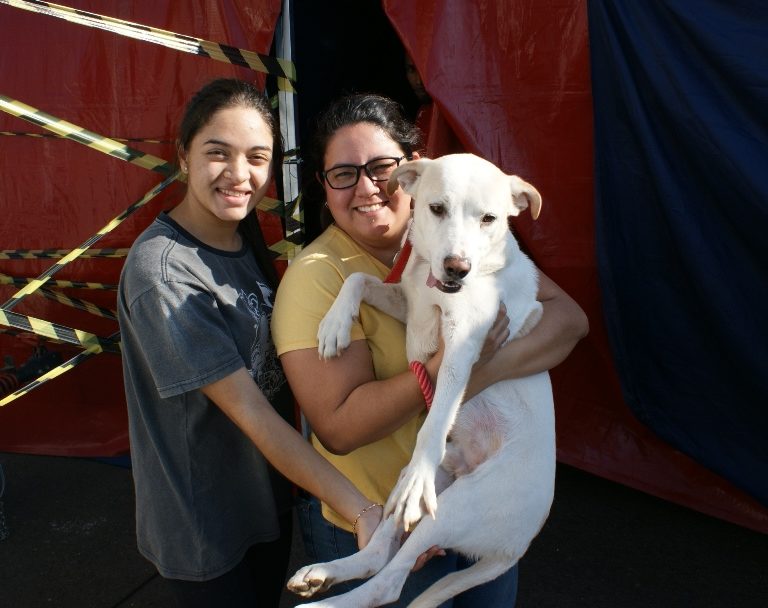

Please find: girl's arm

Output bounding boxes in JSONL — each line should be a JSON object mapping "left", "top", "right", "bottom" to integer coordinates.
{"left": 200, "top": 367, "right": 381, "bottom": 547}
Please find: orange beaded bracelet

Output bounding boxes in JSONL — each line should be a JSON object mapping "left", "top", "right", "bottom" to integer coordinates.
{"left": 409, "top": 360, "right": 435, "bottom": 410}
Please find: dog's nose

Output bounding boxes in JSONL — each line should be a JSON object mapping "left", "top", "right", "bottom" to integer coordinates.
{"left": 443, "top": 255, "right": 471, "bottom": 280}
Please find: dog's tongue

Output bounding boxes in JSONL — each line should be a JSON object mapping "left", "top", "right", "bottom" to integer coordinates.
{"left": 426, "top": 270, "right": 440, "bottom": 289}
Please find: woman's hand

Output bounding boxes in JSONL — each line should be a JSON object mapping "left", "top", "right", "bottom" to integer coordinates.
{"left": 412, "top": 545, "right": 446, "bottom": 571}
{"left": 474, "top": 302, "right": 510, "bottom": 369}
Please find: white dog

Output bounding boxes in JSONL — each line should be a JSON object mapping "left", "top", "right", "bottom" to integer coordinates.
{"left": 288, "top": 153, "right": 555, "bottom": 607}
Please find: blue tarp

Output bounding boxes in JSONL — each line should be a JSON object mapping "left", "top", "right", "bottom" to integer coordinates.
{"left": 589, "top": 0, "right": 768, "bottom": 505}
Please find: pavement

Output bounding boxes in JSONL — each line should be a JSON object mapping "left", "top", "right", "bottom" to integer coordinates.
{"left": 1, "top": 452, "right": 766, "bottom": 608}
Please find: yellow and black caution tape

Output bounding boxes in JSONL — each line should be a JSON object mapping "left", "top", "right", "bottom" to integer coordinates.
{"left": 1, "top": 172, "right": 179, "bottom": 311}
{"left": 0, "top": 274, "right": 117, "bottom": 319}
{"left": 0, "top": 332, "right": 120, "bottom": 407}
{"left": 254, "top": 193, "right": 304, "bottom": 260}
{"left": 284, "top": 193, "right": 305, "bottom": 243}
{"left": 255, "top": 196, "right": 285, "bottom": 215}
{"left": 0, "top": 248, "right": 128, "bottom": 260}
{"left": 38, "top": 287, "right": 116, "bottom": 321}
{"left": 267, "top": 239, "right": 302, "bottom": 261}
{"left": 1, "top": 272, "right": 117, "bottom": 291}
{"left": 1, "top": 131, "right": 172, "bottom": 144}
{"left": 0, "top": 309, "right": 120, "bottom": 355}
{"left": 0, "top": 0, "right": 297, "bottom": 93}
{"left": 0, "top": 175, "right": 173, "bottom": 402}
{"left": 0, "top": 95, "right": 175, "bottom": 176}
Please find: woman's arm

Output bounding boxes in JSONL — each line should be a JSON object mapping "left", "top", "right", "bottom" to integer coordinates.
{"left": 279, "top": 341, "right": 442, "bottom": 455}
{"left": 200, "top": 367, "right": 382, "bottom": 546}
{"left": 465, "top": 270, "right": 589, "bottom": 398}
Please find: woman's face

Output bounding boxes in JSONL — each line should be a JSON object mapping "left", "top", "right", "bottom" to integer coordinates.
{"left": 322, "top": 122, "right": 413, "bottom": 256}
{"left": 179, "top": 105, "right": 273, "bottom": 225}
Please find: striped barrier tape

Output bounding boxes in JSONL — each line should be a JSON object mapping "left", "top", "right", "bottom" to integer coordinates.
{"left": 38, "top": 287, "right": 117, "bottom": 321}
{"left": 0, "top": 249, "right": 128, "bottom": 261}
{"left": 0, "top": 95, "right": 175, "bottom": 176}
{"left": 0, "top": 309, "right": 120, "bottom": 355}
{"left": 0, "top": 0, "right": 297, "bottom": 93}
{"left": 1, "top": 131, "right": 172, "bottom": 144}
{"left": 0, "top": 277, "right": 117, "bottom": 319}
{"left": 1, "top": 171, "right": 179, "bottom": 310}
{"left": 0, "top": 332, "right": 120, "bottom": 407}
{"left": 1, "top": 272, "right": 117, "bottom": 291}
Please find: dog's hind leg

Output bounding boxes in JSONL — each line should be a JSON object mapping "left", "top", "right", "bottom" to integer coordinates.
{"left": 294, "top": 513, "right": 455, "bottom": 608}
{"left": 287, "top": 514, "right": 400, "bottom": 600}
{"left": 407, "top": 557, "right": 515, "bottom": 608}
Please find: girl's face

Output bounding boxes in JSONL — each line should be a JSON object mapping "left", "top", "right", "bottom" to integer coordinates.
{"left": 322, "top": 122, "right": 413, "bottom": 258}
{"left": 179, "top": 105, "right": 273, "bottom": 226}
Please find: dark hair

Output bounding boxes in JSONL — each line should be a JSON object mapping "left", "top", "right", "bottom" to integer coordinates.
{"left": 309, "top": 93, "right": 422, "bottom": 174}
{"left": 178, "top": 78, "right": 281, "bottom": 288}
{"left": 307, "top": 93, "right": 423, "bottom": 233}
{"left": 178, "top": 78, "right": 280, "bottom": 156}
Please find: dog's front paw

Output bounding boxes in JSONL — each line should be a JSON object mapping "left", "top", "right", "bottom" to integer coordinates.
{"left": 317, "top": 307, "right": 355, "bottom": 359}
{"left": 287, "top": 562, "right": 338, "bottom": 598}
{"left": 384, "top": 460, "right": 438, "bottom": 532}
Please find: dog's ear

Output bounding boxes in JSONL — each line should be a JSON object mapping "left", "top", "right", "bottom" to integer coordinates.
{"left": 508, "top": 175, "right": 542, "bottom": 220}
{"left": 386, "top": 159, "right": 432, "bottom": 196}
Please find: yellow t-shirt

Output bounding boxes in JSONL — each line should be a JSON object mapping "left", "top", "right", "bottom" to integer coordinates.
{"left": 271, "top": 225, "right": 425, "bottom": 531}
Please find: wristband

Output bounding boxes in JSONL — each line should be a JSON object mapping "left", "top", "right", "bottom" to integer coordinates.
{"left": 409, "top": 360, "right": 435, "bottom": 410}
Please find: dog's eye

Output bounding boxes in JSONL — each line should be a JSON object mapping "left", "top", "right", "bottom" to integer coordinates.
{"left": 429, "top": 204, "right": 445, "bottom": 217}
{"left": 481, "top": 214, "right": 497, "bottom": 224}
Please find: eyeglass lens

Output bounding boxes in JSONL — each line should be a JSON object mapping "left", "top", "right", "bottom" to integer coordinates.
{"left": 325, "top": 157, "right": 403, "bottom": 189}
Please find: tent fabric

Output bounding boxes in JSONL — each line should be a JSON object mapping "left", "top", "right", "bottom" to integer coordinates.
{"left": 589, "top": 0, "right": 768, "bottom": 505}
{"left": 0, "top": 0, "right": 283, "bottom": 456}
{"left": 385, "top": 0, "right": 768, "bottom": 532}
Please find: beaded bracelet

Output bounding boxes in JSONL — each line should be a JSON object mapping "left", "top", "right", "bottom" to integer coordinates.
{"left": 352, "top": 503, "right": 383, "bottom": 537}
{"left": 409, "top": 360, "right": 435, "bottom": 410}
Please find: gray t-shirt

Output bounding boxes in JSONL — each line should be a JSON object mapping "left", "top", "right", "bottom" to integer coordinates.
{"left": 118, "top": 213, "right": 293, "bottom": 581}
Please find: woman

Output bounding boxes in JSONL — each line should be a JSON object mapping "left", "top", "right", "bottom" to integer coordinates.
{"left": 272, "top": 93, "right": 589, "bottom": 606}
{"left": 118, "top": 79, "right": 381, "bottom": 608}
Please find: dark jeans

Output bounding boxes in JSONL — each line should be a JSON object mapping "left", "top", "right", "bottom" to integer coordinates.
{"left": 298, "top": 496, "right": 518, "bottom": 607}
{"left": 164, "top": 511, "right": 292, "bottom": 608}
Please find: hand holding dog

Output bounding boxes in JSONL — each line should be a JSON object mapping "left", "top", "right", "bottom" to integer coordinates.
{"left": 474, "top": 303, "right": 510, "bottom": 368}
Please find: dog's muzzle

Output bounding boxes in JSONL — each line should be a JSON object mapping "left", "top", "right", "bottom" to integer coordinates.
{"left": 426, "top": 270, "right": 463, "bottom": 293}
{"left": 429, "top": 255, "right": 471, "bottom": 293}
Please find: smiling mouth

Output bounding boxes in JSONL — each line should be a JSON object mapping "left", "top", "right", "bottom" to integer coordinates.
{"left": 218, "top": 188, "right": 251, "bottom": 200}
{"left": 355, "top": 202, "right": 387, "bottom": 213}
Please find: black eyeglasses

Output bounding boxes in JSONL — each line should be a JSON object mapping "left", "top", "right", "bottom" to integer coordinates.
{"left": 321, "top": 156, "right": 407, "bottom": 190}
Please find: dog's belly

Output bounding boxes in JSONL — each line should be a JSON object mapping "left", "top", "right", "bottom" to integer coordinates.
{"left": 442, "top": 373, "right": 555, "bottom": 481}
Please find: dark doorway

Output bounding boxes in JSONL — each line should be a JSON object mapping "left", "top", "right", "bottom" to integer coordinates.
{"left": 290, "top": 0, "right": 421, "bottom": 241}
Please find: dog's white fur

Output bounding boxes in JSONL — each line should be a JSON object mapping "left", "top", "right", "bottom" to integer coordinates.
{"left": 288, "top": 154, "right": 555, "bottom": 607}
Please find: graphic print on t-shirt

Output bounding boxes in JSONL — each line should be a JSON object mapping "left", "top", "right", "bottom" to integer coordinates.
{"left": 239, "top": 282, "right": 286, "bottom": 400}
